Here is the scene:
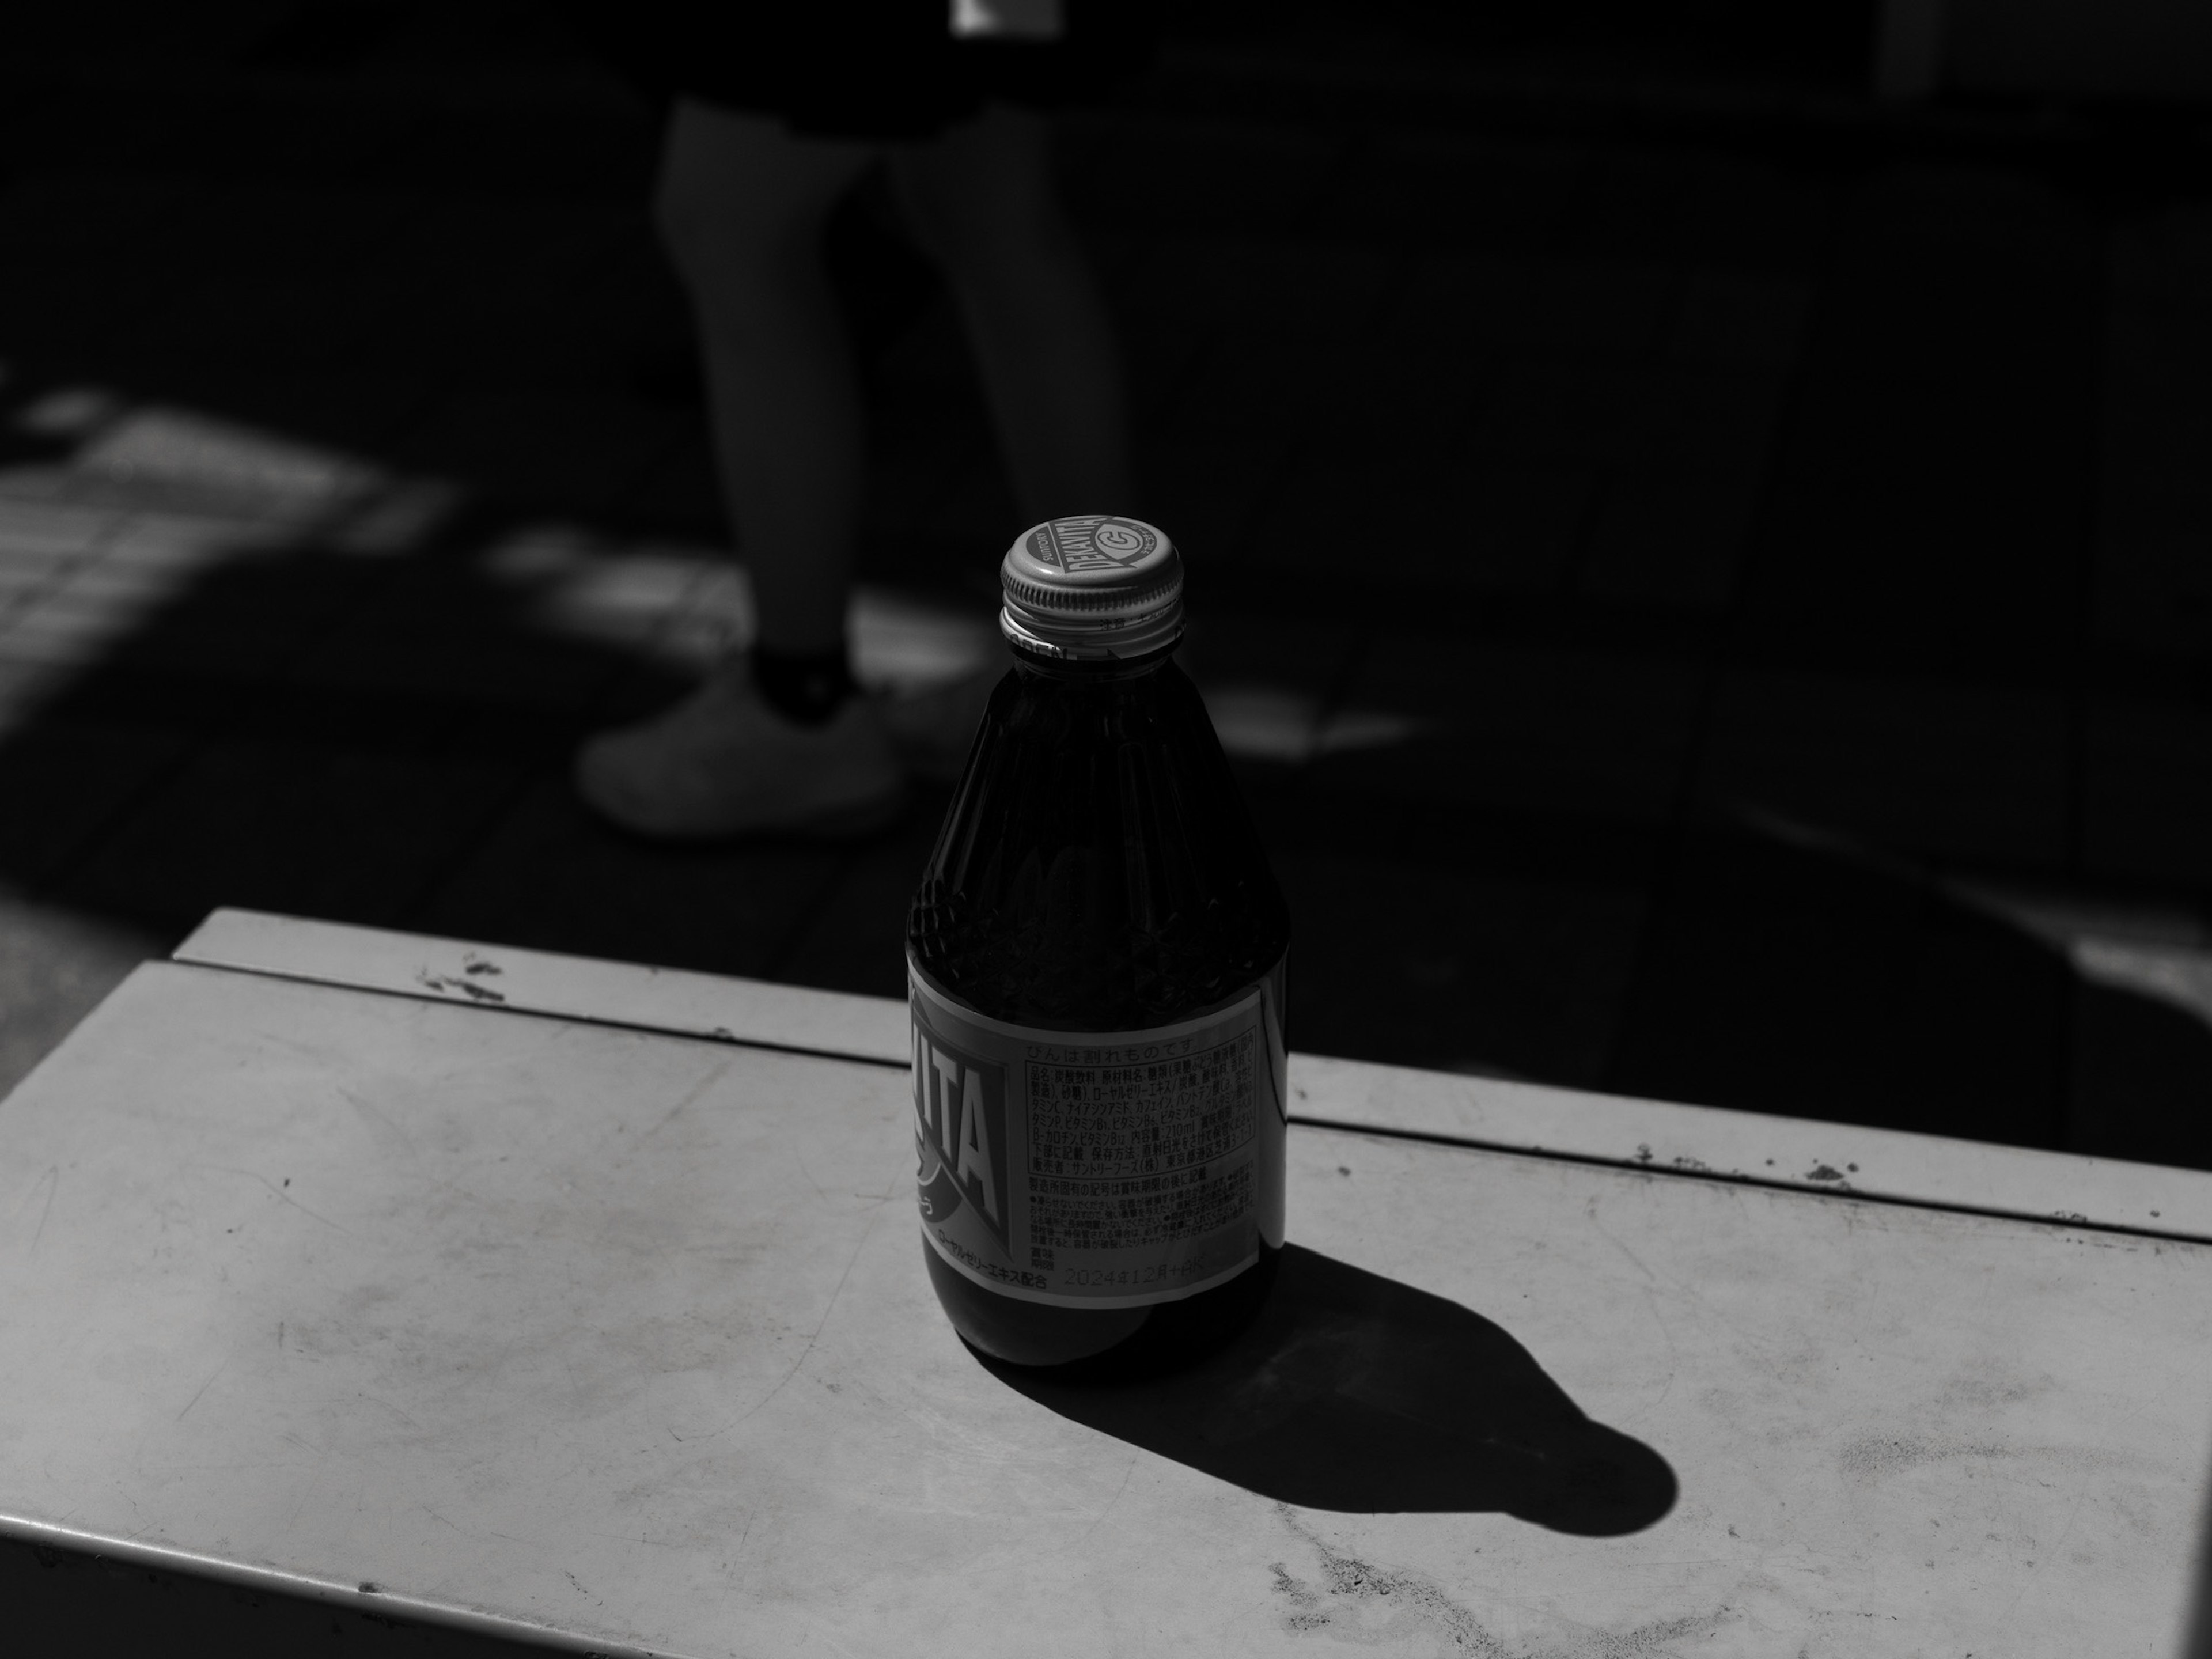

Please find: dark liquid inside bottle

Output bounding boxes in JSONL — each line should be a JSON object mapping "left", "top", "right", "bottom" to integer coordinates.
{"left": 908, "top": 644, "right": 1290, "bottom": 1374}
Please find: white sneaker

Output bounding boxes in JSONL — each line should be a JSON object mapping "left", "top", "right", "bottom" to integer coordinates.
{"left": 575, "top": 662, "right": 907, "bottom": 840}
{"left": 878, "top": 665, "right": 1006, "bottom": 785}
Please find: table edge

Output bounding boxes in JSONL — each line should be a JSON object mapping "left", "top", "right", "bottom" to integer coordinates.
{"left": 166, "top": 909, "right": 2212, "bottom": 1245}
{"left": 0, "top": 1513, "right": 659, "bottom": 1658}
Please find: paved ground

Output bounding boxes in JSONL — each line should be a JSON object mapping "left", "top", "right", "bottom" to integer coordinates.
{"left": 3, "top": 2, "right": 2212, "bottom": 1169}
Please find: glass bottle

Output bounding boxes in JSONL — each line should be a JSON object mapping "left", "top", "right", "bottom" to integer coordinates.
{"left": 906, "top": 515, "right": 1290, "bottom": 1373}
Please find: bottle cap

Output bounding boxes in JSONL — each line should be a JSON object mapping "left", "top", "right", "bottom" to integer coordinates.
{"left": 998, "top": 514, "right": 1183, "bottom": 660}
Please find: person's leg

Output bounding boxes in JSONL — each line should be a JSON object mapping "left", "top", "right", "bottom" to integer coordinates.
{"left": 887, "top": 105, "right": 1134, "bottom": 523}
{"left": 574, "top": 101, "right": 904, "bottom": 840}
{"left": 653, "top": 99, "right": 876, "bottom": 655}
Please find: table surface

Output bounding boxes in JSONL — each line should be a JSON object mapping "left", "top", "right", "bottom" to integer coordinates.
{"left": 3, "top": 910, "right": 2210, "bottom": 1657}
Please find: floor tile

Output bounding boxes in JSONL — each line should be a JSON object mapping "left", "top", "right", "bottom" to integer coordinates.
{"left": 1815, "top": 165, "right": 2098, "bottom": 392}
{"left": 388, "top": 388, "right": 684, "bottom": 517}
{"left": 2080, "top": 696, "right": 2212, "bottom": 891}
{"left": 1615, "top": 153, "right": 1831, "bottom": 272}
{"left": 1577, "top": 450, "right": 1768, "bottom": 612}
{"left": 377, "top": 99, "right": 657, "bottom": 203}
{"left": 2090, "top": 211, "right": 2212, "bottom": 661}
{"left": 768, "top": 808, "right": 947, "bottom": 1002}
{"left": 0, "top": 658, "right": 77, "bottom": 734}
{"left": 1155, "top": 237, "right": 1403, "bottom": 351}
{"left": 915, "top": 451, "right": 1026, "bottom": 554}
{"left": 1273, "top": 854, "right": 1645, "bottom": 1084}
{"left": 111, "top": 266, "right": 393, "bottom": 376}
{"left": 335, "top": 198, "right": 645, "bottom": 382}
{"left": 415, "top": 774, "right": 849, "bottom": 981}
{"left": 0, "top": 172, "right": 215, "bottom": 259}
{"left": 7, "top": 534, "right": 385, "bottom": 682}
{"left": 1310, "top": 637, "right": 1703, "bottom": 821}
{"left": 2067, "top": 974, "right": 2212, "bottom": 1171}
{"left": 1251, "top": 449, "right": 1597, "bottom": 597}
{"left": 0, "top": 892, "right": 171, "bottom": 1104}
{"left": 1468, "top": 354, "right": 1673, "bottom": 462}
{"left": 57, "top": 738, "right": 527, "bottom": 932}
{"left": 0, "top": 259, "right": 175, "bottom": 362}
{"left": 1067, "top": 116, "right": 1347, "bottom": 234}
{"left": 0, "top": 497, "right": 125, "bottom": 569}
{"left": 1135, "top": 426, "right": 1293, "bottom": 570}
{"left": 294, "top": 575, "right": 643, "bottom": 715}
{"left": 1665, "top": 267, "right": 1812, "bottom": 369}
{"left": 1740, "top": 369, "right": 2091, "bottom": 673}
{"left": 0, "top": 718, "right": 193, "bottom": 888}
{"left": 1390, "top": 252, "right": 1679, "bottom": 358}
{"left": 1605, "top": 825, "right": 2073, "bottom": 1145}
{"left": 1184, "top": 613, "right": 1362, "bottom": 697}
{"left": 1325, "top": 130, "right": 1588, "bottom": 253}
{"left": 98, "top": 369, "right": 444, "bottom": 468}
{"left": 1696, "top": 669, "right": 2073, "bottom": 871}
{"left": 621, "top": 431, "right": 724, "bottom": 540}
{"left": 1185, "top": 615, "right": 1365, "bottom": 769}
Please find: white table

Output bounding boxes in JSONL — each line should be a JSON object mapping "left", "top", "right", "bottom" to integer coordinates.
{"left": 4, "top": 908, "right": 2210, "bottom": 1657}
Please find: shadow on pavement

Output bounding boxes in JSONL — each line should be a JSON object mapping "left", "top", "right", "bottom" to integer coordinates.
{"left": 981, "top": 1243, "right": 1678, "bottom": 1533}
{"left": 1606, "top": 813, "right": 2212, "bottom": 1169}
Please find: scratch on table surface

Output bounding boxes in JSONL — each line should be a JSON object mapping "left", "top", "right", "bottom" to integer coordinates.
{"left": 352, "top": 1391, "right": 426, "bottom": 1430}
{"left": 176, "top": 1358, "right": 228, "bottom": 1421}
{"left": 418, "top": 1505, "right": 530, "bottom": 1546}
{"left": 1584, "top": 1192, "right": 1661, "bottom": 1286}
{"left": 338, "top": 1085, "right": 417, "bottom": 1154}
{"left": 202, "top": 1165, "right": 357, "bottom": 1236}
{"left": 28, "top": 1165, "right": 58, "bottom": 1257}
{"left": 1074, "top": 1456, "right": 1138, "bottom": 1550}
{"left": 626, "top": 1055, "right": 736, "bottom": 1154}
{"left": 285, "top": 1441, "right": 335, "bottom": 1525}
{"left": 728, "top": 1206, "right": 880, "bottom": 1433}
{"left": 1997, "top": 1473, "right": 2093, "bottom": 1624}
{"left": 792, "top": 1149, "right": 831, "bottom": 1206}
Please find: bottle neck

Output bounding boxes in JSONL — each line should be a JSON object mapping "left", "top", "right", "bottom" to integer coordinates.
{"left": 1008, "top": 640, "right": 1180, "bottom": 684}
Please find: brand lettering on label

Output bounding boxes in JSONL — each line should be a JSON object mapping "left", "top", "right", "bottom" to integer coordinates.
{"left": 910, "top": 1008, "right": 1010, "bottom": 1251}
{"left": 955, "top": 1067, "right": 995, "bottom": 1209}
{"left": 930, "top": 1044, "right": 961, "bottom": 1159}
{"left": 1033, "top": 516, "right": 1155, "bottom": 573}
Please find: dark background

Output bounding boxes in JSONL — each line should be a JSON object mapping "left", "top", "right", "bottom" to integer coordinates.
{"left": 2, "top": 4, "right": 2211, "bottom": 1652}
{"left": 1, "top": 0, "right": 2210, "bottom": 1166}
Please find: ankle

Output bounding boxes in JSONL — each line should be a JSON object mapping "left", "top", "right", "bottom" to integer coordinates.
{"left": 751, "top": 643, "right": 857, "bottom": 727}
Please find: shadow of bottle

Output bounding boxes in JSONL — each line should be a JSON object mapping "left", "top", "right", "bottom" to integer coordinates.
{"left": 976, "top": 1244, "right": 1677, "bottom": 1535}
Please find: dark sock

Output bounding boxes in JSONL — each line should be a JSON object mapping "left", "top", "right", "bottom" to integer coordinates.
{"left": 751, "top": 643, "right": 857, "bottom": 728}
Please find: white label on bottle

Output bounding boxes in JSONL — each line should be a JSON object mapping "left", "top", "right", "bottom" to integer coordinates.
{"left": 908, "top": 961, "right": 1287, "bottom": 1310}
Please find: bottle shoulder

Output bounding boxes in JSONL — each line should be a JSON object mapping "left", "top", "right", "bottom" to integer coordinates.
{"left": 908, "top": 658, "right": 1288, "bottom": 1031}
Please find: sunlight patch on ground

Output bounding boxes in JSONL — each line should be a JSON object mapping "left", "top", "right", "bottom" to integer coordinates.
{"left": 0, "top": 392, "right": 1426, "bottom": 768}
{"left": 1954, "top": 878, "right": 2212, "bottom": 1033}
{"left": 1743, "top": 820, "right": 2212, "bottom": 1036}
{"left": 20, "top": 391, "right": 387, "bottom": 514}
{"left": 475, "top": 522, "right": 999, "bottom": 691}
{"left": 1, "top": 509, "right": 308, "bottom": 664}
{"left": 2070, "top": 939, "right": 2212, "bottom": 1031}
{"left": 1202, "top": 683, "right": 1429, "bottom": 763}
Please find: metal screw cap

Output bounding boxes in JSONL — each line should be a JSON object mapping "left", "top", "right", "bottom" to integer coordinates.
{"left": 998, "top": 515, "right": 1183, "bottom": 660}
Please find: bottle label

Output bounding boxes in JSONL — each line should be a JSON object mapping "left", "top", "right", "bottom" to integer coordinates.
{"left": 907, "top": 962, "right": 1288, "bottom": 1310}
